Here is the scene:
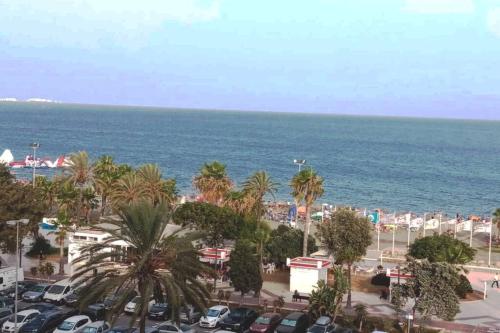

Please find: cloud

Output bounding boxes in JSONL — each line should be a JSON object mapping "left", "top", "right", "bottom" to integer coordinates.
{"left": 487, "top": 8, "right": 500, "bottom": 37}
{"left": 403, "top": 0, "right": 475, "bottom": 14}
{"left": 0, "top": 0, "right": 221, "bottom": 48}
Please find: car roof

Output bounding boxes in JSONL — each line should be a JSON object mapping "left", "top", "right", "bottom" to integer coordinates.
{"left": 18, "top": 309, "right": 40, "bottom": 315}
{"left": 86, "top": 321, "right": 108, "bottom": 328}
{"left": 209, "top": 305, "right": 228, "bottom": 311}
{"left": 314, "top": 317, "right": 331, "bottom": 326}
{"left": 0, "top": 307, "right": 12, "bottom": 313}
{"left": 261, "top": 312, "right": 280, "bottom": 318}
{"left": 284, "top": 312, "right": 305, "bottom": 320}
{"left": 65, "top": 315, "right": 90, "bottom": 322}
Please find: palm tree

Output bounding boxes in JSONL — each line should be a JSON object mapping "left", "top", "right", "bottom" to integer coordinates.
{"left": 66, "top": 151, "right": 94, "bottom": 223}
{"left": 354, "top": 303, "right": 368, "bottom": 331}
{"left": 94, "top": 155, "right": 119, "bottom": 215}
{"left": 35, "top": 176, "right": 58, "bottom": 216}
{"left": 72, "top": 202, "right": 211, "bottom": 333}
{"left": 49, "top": 210, "right": 74, "bottom": 275}
{"left": 137, "top": 164, "right": 176, "bottom": 206}
{"left": 493, "top": 208, "right": 500, "bottom": 235}
{"left": 223, "top": 191, "right": 255, "bottom": 215}
{"left": 110, "top": 173, "right": 146, "bottom": 207}
{"left": 242, "top": 171, "right": 278, "bottom": 221}
{"left": 290, "top": 169, "right": 324, "bottom": 256}
{"left": 193, "top": 161, "right": 232, "bottom": 205}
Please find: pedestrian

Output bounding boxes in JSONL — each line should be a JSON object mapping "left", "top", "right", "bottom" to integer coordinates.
{"left": 492, "top": 273, "right": 499, "bottom": 288}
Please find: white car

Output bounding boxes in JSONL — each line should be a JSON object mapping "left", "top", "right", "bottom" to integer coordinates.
{"left": 124, "top": 297, "right": 155, "bottom": 315}
{"left": 53, "top": 315, "right": 92, "bottom": 333}
{"left": 1, "top": 309, "right": 40, "bottom": 333}
{"left": 81, "top": 321, "right": 110, "bottom": 333}
{"left": 199, "top": 305, "right": 230, "bottom": 328}
{"left": 155, "top": 321, "right": 194, "bottom": 333}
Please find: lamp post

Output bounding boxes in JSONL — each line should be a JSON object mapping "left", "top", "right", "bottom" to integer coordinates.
{"left": 6, "top": 219, "right": 29, "bottom": 332}
{"left": 30, "top": 142, "right": 40, "bottom": 188}
{"left": 293, "top": 159, "right": 306, "bottom": 172}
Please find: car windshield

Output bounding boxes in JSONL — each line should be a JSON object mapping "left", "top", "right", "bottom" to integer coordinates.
{"left": 28, "top": 316, "right": 47, "bottom": 326}
{"left": 280, "top": 319, "right": 297, "bottom": 327}
{"left": 32, "top": 286, "right": 46, "bottom": 292}
{"left": 10, "top": 314, "right": 26, "bottom": 323}
{"left": 153, "top": 304, "right": 168, "bottom": 308}
{"left": 131, "top": 297, "right": 141, "bottom": 304}
{"left": 48, "top": 285, "right": 65, "bottom": 294}
{"left": 58, "top": 321, "right": 76, "bottom": 331}
{"left": 308, "top": 325, "right": 326, "bottom": 333}
{"left": 206, "top": 309, "right": 220, "bottom": 317}
{"left": 82, "top": 327, "right": 98, "bottom": 333}
{"left": 254, "top": 317, "right": 271, "bottom": 325}
{"left": 179, "top": 325, "right": 191, "bottom": 332}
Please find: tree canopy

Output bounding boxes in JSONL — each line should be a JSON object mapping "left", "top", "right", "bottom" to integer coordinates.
{"left": 228, "top": 240, "right": 263, "bottom": 296}
{"left": 266, "top": 225, "right": 317, "bottom": 265}
{"left": 409, "top": 234, "right": 476, "bottom": 265}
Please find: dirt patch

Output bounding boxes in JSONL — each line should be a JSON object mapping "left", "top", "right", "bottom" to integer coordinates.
{"left": 351, "top": 274, "right": 384, "bottom": 294}
{"left": 262, "top": 269, "right": 290, "bottom": 284}
{"left": 462, "top": 290, "right": 483, "bottom": 302}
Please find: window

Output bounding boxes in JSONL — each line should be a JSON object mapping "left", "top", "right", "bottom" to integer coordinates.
{"left": 76, "top": 319, "right": 88, "bottom": 327}
{"left": 0, "top": 310, "right": 11, "bottom": 318}
{"left": 63, "top": 286, "right": 71, "bottom": 294}
{"left": 27, "top": 313, "right": 38, "bottom": 321}
{"left": 220, "top": 308, "right": 228, "bottom": 315}
{"left": 97, "top": 327, "right": 102, "bottom": 333}
{"left": 89, "top": 237, "right": 98, "bottom": 242}
{"left": 159, "top": 325, "right": 177, "bottom": 332}
{"left": 0, "top": 277, "right": 3, "bottom": 284}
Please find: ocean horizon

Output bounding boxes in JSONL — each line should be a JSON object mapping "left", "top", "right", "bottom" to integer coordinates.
{"left": 1, "top": 102, "right": 499, "bottom": 215}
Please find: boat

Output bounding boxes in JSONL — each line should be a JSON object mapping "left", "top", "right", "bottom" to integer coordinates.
{"left": 1, "top": 149, "right": 68, "bottom": 169}
{"left": 40, "top": 217, "right": 58, "bottom": 230}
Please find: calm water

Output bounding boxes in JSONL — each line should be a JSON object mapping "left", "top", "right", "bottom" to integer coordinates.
{"left": 1, "top": 102, "right": 499, "bottom": 214}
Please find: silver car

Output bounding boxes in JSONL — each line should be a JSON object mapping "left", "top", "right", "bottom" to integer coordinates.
{"left": 81, "top": 321, "right": 111, "bottom": 333}
{"left": 155, "top": 321, "right": 194, "bottom": 333}
{"left": 22, "top": 284, "right": 51, "bottom": 302}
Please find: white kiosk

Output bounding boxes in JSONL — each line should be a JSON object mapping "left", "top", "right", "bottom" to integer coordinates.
{"left": 288, "top": 257, "right": 331, "bottom": 294}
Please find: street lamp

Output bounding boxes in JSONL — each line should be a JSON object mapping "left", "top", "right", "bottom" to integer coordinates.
{"left": 30, "top": 142, "right": 40, "bottom": 188}
{"left": 6, "top": 219, "right": 29, "bottom": 332}
{"left": 293, "top": 159, "right": 306, "bottom": 172}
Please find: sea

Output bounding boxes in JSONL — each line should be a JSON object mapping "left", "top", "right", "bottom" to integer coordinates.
{"left": 1, "top": 102, "right": 499, "bottom": 215}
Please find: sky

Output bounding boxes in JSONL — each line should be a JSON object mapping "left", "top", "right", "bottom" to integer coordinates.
{"left": 0, "top": 0, "right": 499, "bottom": 119}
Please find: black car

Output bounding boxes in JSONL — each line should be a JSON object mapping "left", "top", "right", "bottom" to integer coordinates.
{"left": 18, "top": 309, "right": 66, "bottom": 333}
{"left": 219, "top": 307, "right": 259, "bottom": 333}
{"left": 108, "top": 326, "right": 137, "bottom": 333}
{"left": 83, "top": 304, "right": 106, "bottom": 321}
{"left": 0, "top": 297, "right": 14, "bottom": 311}
{"left": 0, "top": 308, "right": 13, "bottom": 326}
{"left": 275, "top": 312, "right": 309, "bottom": 333}
{"left": 21, "top": 303, "right": 58, "bottom": 313}
{"left": 148, "top": 303, "right": 170, "bottom": 320}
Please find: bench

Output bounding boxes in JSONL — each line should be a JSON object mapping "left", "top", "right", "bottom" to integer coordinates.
{"left": 292, "top": 293, "right": 310, "bottom": 302}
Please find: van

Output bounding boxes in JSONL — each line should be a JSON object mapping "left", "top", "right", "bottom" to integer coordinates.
{"left": 43, "top": 279, "right": 73, "bottom": 304}
{"left": 0, "top": 267, "right": 24, "bottom": 292}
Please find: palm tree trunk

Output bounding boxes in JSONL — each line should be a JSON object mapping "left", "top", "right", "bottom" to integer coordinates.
{"left": 59, "top": 238, "right": 65, "bottom": 275}
{"left": 346, "top": 263, "right": 352, "bottom": 308}
{"left": 101, "top": 194, "right": 107, "bottom": 216}
{"left": 302, "top": 205, "right": 311, "bottom": 256}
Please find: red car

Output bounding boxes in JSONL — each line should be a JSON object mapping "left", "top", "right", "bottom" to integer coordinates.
{"left": 249, "top": 313, "right": 282, "bottom": 333}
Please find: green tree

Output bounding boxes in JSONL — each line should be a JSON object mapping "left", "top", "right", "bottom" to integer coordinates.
{"left": 266, "top": 225, "right": 317, "bottom": 266}
{"left": 193, "top": 161, "right": 233, "bottom": 205}
{"left": 173, "top": 202, "right": 242, "bottom": 247}
{"left": 49, "top": 210, "right": 73, "bottom": 275}
{"left": 316, "top": 208, "right": 372, "bottom": 308}
{"left": 354, "top": 303, "right": 368, "bottom": 331}
{"left": 228, "top": 240, "right": 263, "bottom": 301}
{"left": 137, "top": 164, "right": 177, "bottom": 206}
{"left": 308, "top": 268, "right": 347, "bottom": 321}
{"left": 242, "top": 171, "right": 278, "bottom": 220}
{"left": 391, "top": 259, "right": 461, "bottom": 321}
{"left": 72, "top": 202, "right": 210, "bottom": 333}
{"left": 0, "top": 164, "right": 14, "bottom": 184}
{"left": 110, "top": 172, "right": 146, "bottom": 207}
{"left": 223, "top": 190, "right": 254, "bottom": 215}
{"left": 493, "top": 208, "right": 500, "bottom": 234}
{"left": 93, "top": 155, "right": 129, "bottom": 215}
{"left": 290, "top": 169, "right": 324, "bottom": 256}
{"left": 409, "top": 234, "right": 476, "bottom": 265}
{"left": 65, "top": 151, "right": 94, "bottom": 223}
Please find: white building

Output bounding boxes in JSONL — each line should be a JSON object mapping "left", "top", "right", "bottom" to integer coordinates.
{"left": 288, "top": 257, "right": 331, "bottom": 294}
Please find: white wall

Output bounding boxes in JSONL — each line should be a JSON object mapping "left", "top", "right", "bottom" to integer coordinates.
{"left": 290, "top": 267, "right": 326, "bottom": 294}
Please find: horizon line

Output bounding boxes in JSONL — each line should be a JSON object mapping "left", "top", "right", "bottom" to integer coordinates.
{"left": 1, "top": 100, "right": 499, "bottom": 123}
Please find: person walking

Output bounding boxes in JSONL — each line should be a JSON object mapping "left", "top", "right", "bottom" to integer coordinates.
{"left": 492, "top": 273, "right": 499, "bottom": 288}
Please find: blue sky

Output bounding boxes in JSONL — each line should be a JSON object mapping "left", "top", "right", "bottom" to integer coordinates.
{"left": 0, "top": 0, "right": 499, "bottom": 119}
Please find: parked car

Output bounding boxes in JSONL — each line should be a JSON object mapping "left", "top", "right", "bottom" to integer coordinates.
{"left": 179, "top": 305, "right": 202, "bottom": 324}
{"left": 53, "top": 315, "right": 92, "bottom": 333}
{"left": 1, "top": 309, "right": 40, "bottom": 333}
{"left": 0, "top": 309, "right": 12, "bottom": 327}
{"left": 44, "top": 279, "right": 76, "bottom": 304}
{"left": 148, "top": 303, "right": 170, "bottom": 321}
{"left": 63, "top": 287, "right": 85, "bottom": 307}
{"left": 1, "top": 282, "right": 37, "bottom": 299}
{"left": 275, "top": 312, "right": 309, "bottom": 333}
{"left": 83, "top": 304, "right": 106, "bottom": 322}
{"left": 107, "top": 327, "right": 136, "bottom": 333}
{"left": 18, "top": 309, "right": 66, "bottom": 333}
{"left": 307, "top": 317, "right": 335, "bottom": 333}
{"left": 81, "top": 321, "right": 111, "bottom": 333}
{"left": 103, "top": 291, "right": 137, "bottom": 311}
{"left": 219, "top": 307, "right": 258, "bottom": 332}
{"left": 0, "top": 298, "right": 13, "bottom": 311}
{"left": 249, "top": 313, "right": 282, "bottom": 333}
{"left": 156, "top": 321, "right": 194, "bottom": 333}
{"left": 199, "top": 305, "right": 230, "bottom": 329}
{"left": 22, "top": 284, "right": 51, "bottom": 302}
{"left": 20, "top": 304, "right": 57, "bottom": 314}
{"left": 124, "top": 297, "right": 154, "bottom": 315}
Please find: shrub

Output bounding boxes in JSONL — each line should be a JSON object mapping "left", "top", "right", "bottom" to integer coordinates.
{"left": 456, "top": 274, "right": 473, "bottom": 298}
{"left": 26, "top": 236, "right": 53, "bottom": 257}
{"left": 371, "top": 273, "right": 391, "bottom": 287}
